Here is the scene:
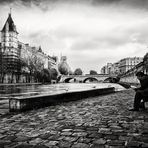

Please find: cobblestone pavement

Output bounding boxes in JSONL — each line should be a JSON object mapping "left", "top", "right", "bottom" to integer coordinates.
{"left": 0, "top": 89, "right": 148, "bottom": 148}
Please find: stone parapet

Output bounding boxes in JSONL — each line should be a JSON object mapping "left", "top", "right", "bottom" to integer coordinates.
{"left": 120, "top": 75, "right": 139, "bottom": 84}
{"left": 9, "top": 87, "right": 115, "bottom": 112}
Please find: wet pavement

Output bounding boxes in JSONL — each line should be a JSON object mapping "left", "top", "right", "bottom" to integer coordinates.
{"left": 0, "top": 89, "right": 148, "bottom": 148}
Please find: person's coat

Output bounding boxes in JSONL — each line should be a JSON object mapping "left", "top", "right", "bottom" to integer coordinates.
{"left": 139, "top": 75, "right": 148, "bottom": 97}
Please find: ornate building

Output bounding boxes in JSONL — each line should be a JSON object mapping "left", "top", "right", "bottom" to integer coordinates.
{"left": 0, "top": 12, "right": 20, "bottom": 83}
{"left": 0, "top": 12, "right": 57, "bottom": 83}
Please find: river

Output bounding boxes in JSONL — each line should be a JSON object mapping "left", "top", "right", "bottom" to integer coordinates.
{"left": 0, "top": 83, "right": 126, "bottom": 114}
{"left": 0, "top": 83, "right": 126, "bottom": 98}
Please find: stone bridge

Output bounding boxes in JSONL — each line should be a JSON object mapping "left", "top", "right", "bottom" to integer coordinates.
{"left": 60, "top": 74, "right": 115, "bottom": 83}
{"left": 59, "top": 62, "right": 147, "bottom": 84}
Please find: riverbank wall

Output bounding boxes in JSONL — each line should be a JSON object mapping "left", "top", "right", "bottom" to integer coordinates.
{"left": 9, "top": 87, "right": 115, "bottom": 112}
{"left": 120, "top": 73, "right": 139, "bottom": 84}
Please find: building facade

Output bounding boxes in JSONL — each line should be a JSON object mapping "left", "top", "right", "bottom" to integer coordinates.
{"left": 0, "top": 13, "right": 20, "bottom": 83}
{"left": 110, "top": 62, "right": 120, "bottom": 75}
{"left": 119, "top": 57, "right": 143, "bottom": 74}
{"left": 101, "top": 57, "right": 143, "bottom": 75}
{"left": 101, "top": 63, "right": 112, "bottom": 74}
{"left": 0, "top": 13, "right": 57, "bottom": 83}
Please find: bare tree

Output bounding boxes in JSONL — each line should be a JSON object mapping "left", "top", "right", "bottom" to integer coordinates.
{"left": 50, "top": 68, "right": 58, "bottom": 80}
{"left": 21, "top": 49, "right": 44, "bottom": 82}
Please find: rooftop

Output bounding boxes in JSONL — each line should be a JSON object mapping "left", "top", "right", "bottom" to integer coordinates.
{"left": 1, "top": 13, "right": 18, "bottom": 33}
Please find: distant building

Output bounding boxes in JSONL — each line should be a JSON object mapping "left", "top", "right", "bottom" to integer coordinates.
{"left": 0, "top": 12, "right": 57, "bottom": 83}
{"left": 101, "top": 57, "right": 143, "bottom": 75}
{"left": 119, "top": 57, "right": 143, "bottom": 74}
{"left": 101, "top": 63, "right": 113, "bottom": 74}
{"left": 110, "top": 62, "right": 120, "bottom": 75}
{"left": 18, "top": 42, "right": 56, "bottom": 70}
{"left": 60, "top": 56, "right": 67, "bottom": 62}
{"left": 101, "top": 66, "right": 107, "bottom": 74}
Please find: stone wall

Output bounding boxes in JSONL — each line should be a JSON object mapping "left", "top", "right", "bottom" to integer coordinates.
{"left": 120, "top": 74, "right": 139, "bottom": 84}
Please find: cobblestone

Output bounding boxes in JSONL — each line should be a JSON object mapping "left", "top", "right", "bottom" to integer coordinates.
{"left": 93, "top": 138, "right": 106, "bottom": 145}
{"left": 71, "top": 143, "right": 89, "bottom": 148}
{"left": 0, "top": 89, "right": 148, "bottom": 147}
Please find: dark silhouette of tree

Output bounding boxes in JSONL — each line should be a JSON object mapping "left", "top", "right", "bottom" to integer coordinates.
{"left": 41, "top": 69, "right": 51, "bottom": 83}
{"left": 34, "top": 68, "right": 58, "bottom": 83}
{"left": 90, "top": 70, "right": 98, "bottom": 75}
{"left": 57, "top": 75, "right": 62, "bottom": 82}
{"left": 58, "top": 62, "right": 69, "bottom": 75}
{"left": 50, "top": 68, "right": 58, "bottom": 80}
{"left": 74, "top": 68, "right": 83, "bottom": 75}
{"left": 34, "top": 70, "right": 42, "bottom": 82}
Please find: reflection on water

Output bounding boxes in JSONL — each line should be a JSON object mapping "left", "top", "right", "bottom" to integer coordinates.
{"left": 0, "top": 83, "right": 125, "bottom": 99}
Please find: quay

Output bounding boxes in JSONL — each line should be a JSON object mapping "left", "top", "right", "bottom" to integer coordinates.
{"left": 0, "top": 89, "right": 148, "bottom": 147}
{"left": 0, "top": 83, "right": 123, "bottom": 112}
{"left": 9, "top": 87, "right": 115, "bottom": 112}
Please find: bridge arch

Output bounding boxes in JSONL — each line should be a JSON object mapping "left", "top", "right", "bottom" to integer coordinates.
{"left": 61, "top": 74, "right": 113, "bottom": 83}
{"left": 64, "top": 77, "right": 76, "bottom": 83}
{"left": 103, "top": 77, "right": 120, "bottom": 83}
{"left": 83, "top": 77, "right": 99, "bottom": 83}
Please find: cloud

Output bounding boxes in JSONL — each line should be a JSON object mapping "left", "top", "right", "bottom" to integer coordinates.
{"left": 70, "top": 33, "right": 130, "bottom": 51}
{"left": 0, "top": 0, "right": 148, "bottom": 73}
{"left": 1, "top": 0, "right": 148, "bottom": 11}
{"left": 91, "top": 0, "right": 148, "bottom": 10}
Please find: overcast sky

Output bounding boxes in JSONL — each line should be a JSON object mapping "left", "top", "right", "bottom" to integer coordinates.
{"left": 0, "top": 0, "right": 148, "bottom": 74}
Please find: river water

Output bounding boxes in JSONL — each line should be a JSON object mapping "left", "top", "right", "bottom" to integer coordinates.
{"left": 0, "top": 83, "right": 126, "bottom": 114}
{"left": 0, "top": 83, "right": 126, "bottom": 98}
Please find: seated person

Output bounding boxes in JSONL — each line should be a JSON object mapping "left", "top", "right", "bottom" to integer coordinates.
{"left": 129, "top": 71, "right": 148, "bottom": 111}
